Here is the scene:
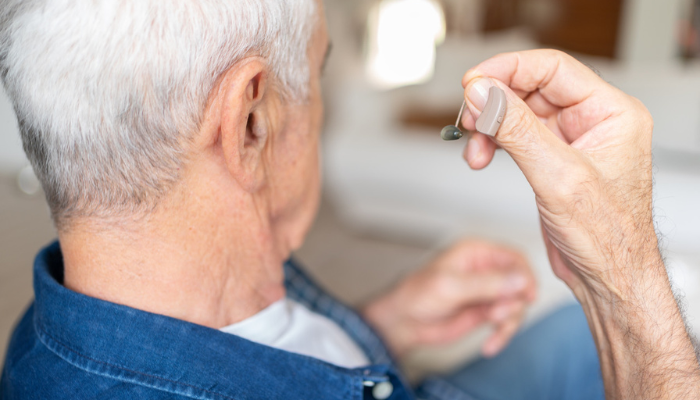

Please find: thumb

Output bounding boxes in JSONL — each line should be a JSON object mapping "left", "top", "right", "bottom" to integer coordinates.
{"left": 464, "top": 77, "right": 574, "bottom": 192}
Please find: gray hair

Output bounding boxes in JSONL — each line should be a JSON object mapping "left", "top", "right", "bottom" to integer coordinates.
{"left": 0, "top": 0, "right": 317, "bottom": 228}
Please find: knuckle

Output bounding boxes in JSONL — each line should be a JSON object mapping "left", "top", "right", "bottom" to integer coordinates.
{"left": 544, "top": 48, "right": 567, "bottom": 59}
{"left": 535, "top": 49, "right": 571, "bottom": 66}
{"left": 635, "top": 103, "right": 654, "bottom": 132}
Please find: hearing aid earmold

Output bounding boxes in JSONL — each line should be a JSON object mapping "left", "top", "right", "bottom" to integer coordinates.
{"left": 440, "top": 100, "right": 466, "bottom": 141}
{"left": 441, "top": 86, "right": 507, "bottom": 141}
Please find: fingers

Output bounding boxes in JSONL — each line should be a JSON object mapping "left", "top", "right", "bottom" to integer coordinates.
{"left": 459, "top": 271, "right": 529, "bottom": 303}
{"left": 463, "top": 133, "right": 497, "bottom": 170}
{"left": 450, "top": 241, "right": 534, "bottom": 281}
{"left": 411, "top": 296, "right": 528, "bottom": 351}
{"left": 463, "top": 76, "right": 576, "bottom": 194}
{"left": 459, "top": 50, "right": 643, "bottom": 194}
{"left": 459, "top": 108, "right": 499, "bottom": 170}
{"left": 404, "top": 240, "right": 537, "bottom": 331}
{"left": 406, "top": 269, "right": 528, "bottom": 321}
{"left": 412, "top": 299, "right": 527, "bottom": 349}
{"left": 524, "top": 91, "right": 560, "bottom": 119}
{"left": 440, "top": 239, "right": 527, "bottom": 271}
{"left": 412, "top": 306, "right": 490, "bottom": 345}
{"left": 439, "top": 269, "right": 531, "bottom": 310}
{"left": 488, "top": 298, "right": 525, "bottom": 323}
{"left": 435, "top": 240, "right": 538, "bottom": 303}
{"left": 462, "top": 50, "right": 609, "bottom": 110}
{"left": 482, "top": 317, "right": 521, "bottom": 358}
{"left": 482, "top": 299, "right": 527, "bottom": 357}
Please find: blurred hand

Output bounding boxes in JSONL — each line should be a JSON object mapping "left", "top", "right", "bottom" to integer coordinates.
{"left": 361, "top": 240, "right": 536, "bottom": 358}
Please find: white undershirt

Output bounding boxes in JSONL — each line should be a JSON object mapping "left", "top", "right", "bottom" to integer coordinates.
{"left": 220, "top": 298, "right": 370, "bottom": 369}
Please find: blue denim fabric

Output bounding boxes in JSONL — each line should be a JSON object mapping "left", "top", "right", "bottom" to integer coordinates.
{"left": 1, "top": 241, "right": 602, "bottom": 400}
{"left": 0, "top": 242, "right": 420, "bottom": 400}
{"left": 417, "top": 304, "right": 605, "bottom": 400}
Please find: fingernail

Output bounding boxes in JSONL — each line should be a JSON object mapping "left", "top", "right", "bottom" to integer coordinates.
{"left": 466, "top": 139, "right": 482, "bottom": 166}
{"left": 467, "top": 78, "right": 493, "bottom": 111}
{"left": 503, "top": 274, "right": 527, "bottom": 295}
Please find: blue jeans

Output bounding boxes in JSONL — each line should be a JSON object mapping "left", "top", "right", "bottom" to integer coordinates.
{"left": 442, "top": 303, "right": 605, "bottom": 400}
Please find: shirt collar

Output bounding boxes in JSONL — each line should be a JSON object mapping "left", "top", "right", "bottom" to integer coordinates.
{"left": 219, "top": 298, "right": 291, "bottom": 345}
{"left": 32, "top": 241, "right": 405, "bottom": 399}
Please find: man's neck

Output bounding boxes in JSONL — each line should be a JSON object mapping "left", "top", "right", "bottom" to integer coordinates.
{"left": 59, "top": 194, "right": 287, "bottom": 329}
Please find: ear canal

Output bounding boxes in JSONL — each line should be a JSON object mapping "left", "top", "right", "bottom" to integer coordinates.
{"left": 244, "top": 113, "right": 256, "bottom": 146}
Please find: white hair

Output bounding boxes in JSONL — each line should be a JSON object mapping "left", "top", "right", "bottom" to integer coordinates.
{"left": 0, "top": 0, "right": 317, "bottom": 228}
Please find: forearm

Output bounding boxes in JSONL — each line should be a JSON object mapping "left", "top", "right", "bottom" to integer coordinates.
{"left": 576, "top": 248, "right": 700, "bottom": 399}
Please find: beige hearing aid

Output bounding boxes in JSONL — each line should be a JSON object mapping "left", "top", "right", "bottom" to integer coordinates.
{"left": 441, "top": 86, "right": 507, "bottom": 141}
{"left": 475, "top": 86, "right": 507, "bottom": 137}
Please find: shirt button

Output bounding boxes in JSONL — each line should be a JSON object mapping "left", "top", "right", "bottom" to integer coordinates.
{"left": 372, "top": 381, "right": 393, "bottom": 399}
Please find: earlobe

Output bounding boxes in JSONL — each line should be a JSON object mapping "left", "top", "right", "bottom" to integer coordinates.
{"left": 217, "top": 59, "right": 271, "bottom": 193}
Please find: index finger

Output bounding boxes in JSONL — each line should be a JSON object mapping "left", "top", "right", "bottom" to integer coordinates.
{"left": 462, "top": 50, "right": 612, "bottom": 109}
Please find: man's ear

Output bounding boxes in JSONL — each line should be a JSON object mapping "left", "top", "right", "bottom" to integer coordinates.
{"left": 219, "top": 59, "right": 273, "bottom": 193}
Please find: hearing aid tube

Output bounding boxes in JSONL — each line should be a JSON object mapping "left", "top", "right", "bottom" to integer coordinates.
{"left": 475, "top": 86, "right": 507, "bottom": 137}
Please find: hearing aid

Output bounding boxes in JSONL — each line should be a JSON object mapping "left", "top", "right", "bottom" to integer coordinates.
{"left": 441, "top": 86, "right": 507, "bottom": 140}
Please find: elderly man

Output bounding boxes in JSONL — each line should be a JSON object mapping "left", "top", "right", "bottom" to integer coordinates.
{"left": 1, "top": 0, "right": 699, "bottom": 399}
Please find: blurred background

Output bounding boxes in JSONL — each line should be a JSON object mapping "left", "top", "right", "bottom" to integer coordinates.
{"left": 2, "top": 0, "right": 700, "bottom": 380}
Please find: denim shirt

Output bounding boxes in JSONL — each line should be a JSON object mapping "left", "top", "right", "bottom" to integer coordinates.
{"left": 1, "top": 242, "right": 474, "bottom": 400}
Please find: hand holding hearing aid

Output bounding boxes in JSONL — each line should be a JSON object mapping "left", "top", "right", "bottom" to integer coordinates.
{"left": 452, "top": 50, "right": 663, "bottom": 309}
{"left": 450, "top": 50, "right": 700, "bottom": 398}
{"left": 441, "top": 87, "right": 507, "bottom": 142}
